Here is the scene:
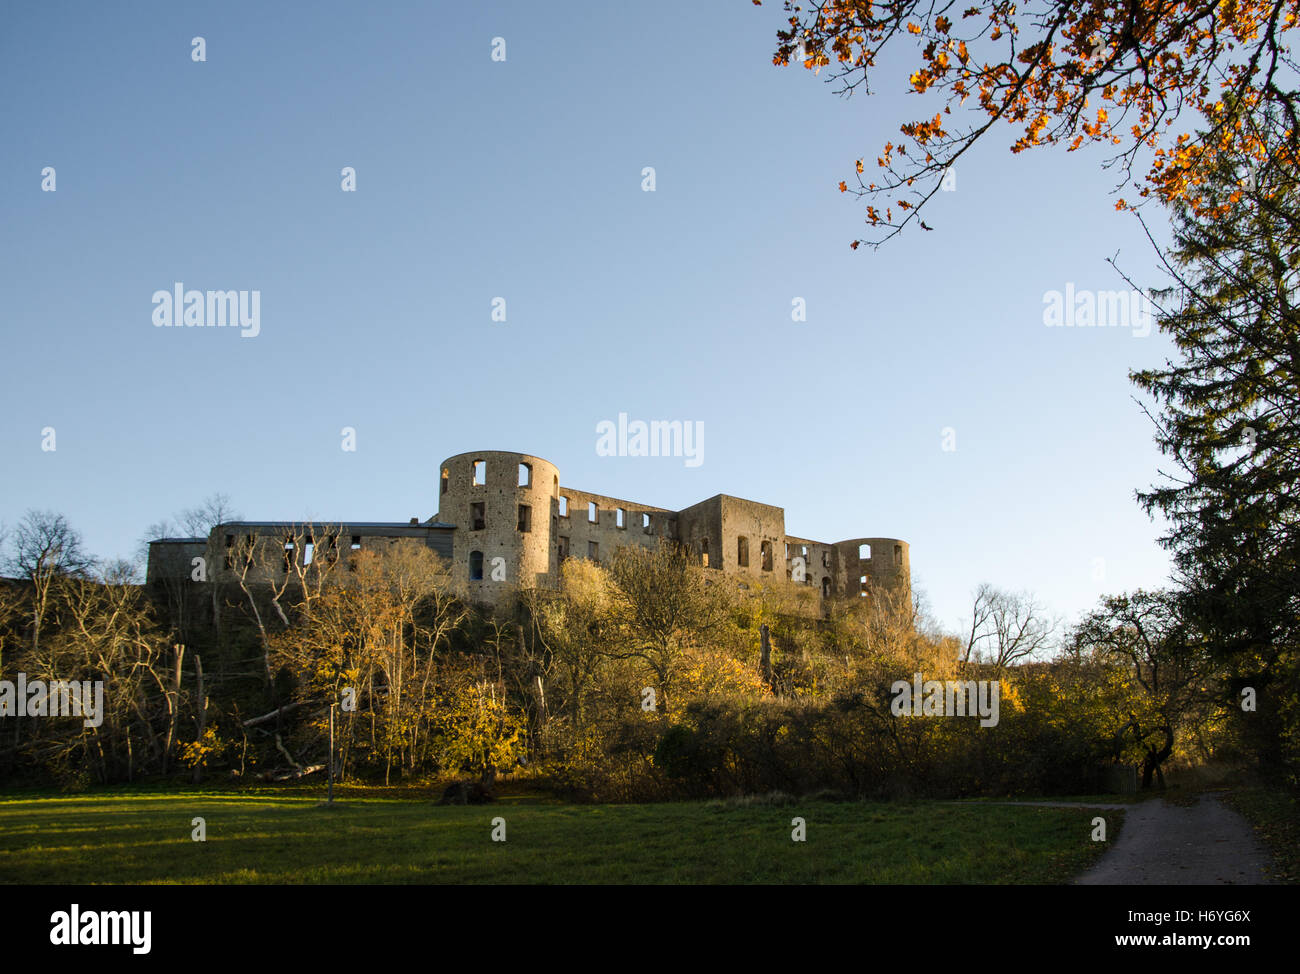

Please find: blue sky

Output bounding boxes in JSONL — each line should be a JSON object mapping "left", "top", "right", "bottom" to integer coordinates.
{"left": 0, "top": 0, "right": 1180, "bottom": 636}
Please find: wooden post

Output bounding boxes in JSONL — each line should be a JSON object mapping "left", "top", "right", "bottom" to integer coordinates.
{"left": 759, "top": 623, "right": 773, "bottom": 690}
{"left": 164, "top": 643, "right": 185, "bottom": 774}
{"left": 327, "top": 697, "right": 338, "bottom": 806}
{"left": 192, "top": 654, "right": 206, "bottom": 785}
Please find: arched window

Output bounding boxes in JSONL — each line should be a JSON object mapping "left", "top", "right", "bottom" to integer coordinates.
{"left": 469, "top": 550, "right": 484, "bottom": 581}
{"left": 760, "top": 540, "right": 773, "bottom": 572}
{"left": 859, "top": 543, "right": 871, "bottom": 560}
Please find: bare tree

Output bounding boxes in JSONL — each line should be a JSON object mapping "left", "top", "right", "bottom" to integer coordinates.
{"left": 606, "top": 541, "right": 734, "bottom": 706}
{"left": 4, "top": 510, "right": 95, "bottom": 653}
{"left": 178, "top": 493, "right": 239, "bottom": 539}
{"left": 964, "top": 584, "right": 1059, "bottom": 669}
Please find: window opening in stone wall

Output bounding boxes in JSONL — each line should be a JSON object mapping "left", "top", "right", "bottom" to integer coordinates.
{"left": 737, "top": 536, "right": 749, "bottom": 568}
{"left": 471, "top": 502, "right": 486, "bottom": 531}
{"left": 588, "top": 541, "right": 599, "bottom": 560}
{"left": 559, "top": 496, "right": 569, "bottom": 517}
{"left": 470, "top": 550, "right": 484, "bottom": 580}
{"left": 519, "top": 463, "right": 531, "bottom": 487}
{"left": 860, "top": 543, "right": 871, "bottom": 559}
{"left": 441, "top": 469, "right": 449, "bottom": 495}
{"left": 822, "top": 577, "right": 831, "bottom": 598}
{"left": 518, "top": 504, "right": 531, "bottom": 533}
{"left": 702, "top": 538, "right": 709, "bottom": 568}
{"left": 473, "top": 460, "right": 485, "bottom": 486}
{"left": 588, "top": 501, "right": 598, "bottom": 523}
{"left": 616, "top": 508, "right": 626, "bottom": 529}
{"left": 860, "top": 575, "right": 869, "bottom": 596}
{"left": 558, "top": 536, "right": 569, "bottom": 562}
{"left": 894, "top": 544, "right": 902, "bottom": 565}
{"left": 760, "top": 540, "right": 773, "bottom": 571}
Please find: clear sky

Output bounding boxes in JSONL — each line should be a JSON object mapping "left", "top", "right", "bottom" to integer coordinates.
{"left": 0, "top": 0, "right": 1180, "bottom": 638}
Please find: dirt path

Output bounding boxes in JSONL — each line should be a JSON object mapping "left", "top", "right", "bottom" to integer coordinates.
{"left": 955, "top": 793, "right": 1273, "bottom": 883}
{"left": 1073, "top": 792, "right": 1273, "bottom": 885}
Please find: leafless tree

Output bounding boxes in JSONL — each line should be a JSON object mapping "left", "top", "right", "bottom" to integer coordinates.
{"left": 4, "top": 510, "right": 96, "bottom": 653}
{"left": 964, "top": 583, "right": 1060, "bottom": 668}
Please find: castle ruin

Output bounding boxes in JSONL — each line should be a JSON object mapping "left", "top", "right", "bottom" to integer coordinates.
{"left": 146, "top": 449, "right": 910, "bottom": 607}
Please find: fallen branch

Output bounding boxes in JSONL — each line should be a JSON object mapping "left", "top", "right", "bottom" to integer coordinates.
{"left": 262, "top": 764, "right": 325, "bottom": 782}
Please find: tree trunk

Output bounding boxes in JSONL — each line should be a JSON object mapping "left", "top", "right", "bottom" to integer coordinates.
{"left": 191, "top": 654, "right": 206, "bottom": 785}
{"left": 759, "top": 623, "right": 773, "bottom": 690}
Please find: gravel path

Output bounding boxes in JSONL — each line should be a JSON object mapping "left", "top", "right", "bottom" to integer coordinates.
{"left": 1070, "top": 793, "right": 1273, "bottom": 884}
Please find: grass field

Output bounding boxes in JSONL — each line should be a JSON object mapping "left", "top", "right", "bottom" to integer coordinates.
{"left": 0, "top": 788, "right": 1122, "bottom": 884}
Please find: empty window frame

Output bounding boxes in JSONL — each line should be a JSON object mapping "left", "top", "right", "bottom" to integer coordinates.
{"left": 588, "top": 501, "right": 598, "bottom": 524}
{"left": 859, "top": 575, "right": 869, "bottom": 596}
{"left": 859, "top": 543, "right": 871, "bottom": 560}
{"left": 518, "top": 504, "right": 531, "bottom": 533}
{"left": 760, "top": 540, "right": 773, "bottom": 572}
{"left": 223, "top": 534, "right": 234, "bottom": 570}
{"left": 894, "top": 544, "right": 902, "bottom": 566}
{"left": 588, "top": 541, "right": 599, "bottom": 561}
{"left": 822, "top": 577, "right": 831, "bottom": 599}
{"left": 469, "top": 550, "right": 484, "bottom": 580}
{"left": 441, "top": 468, "right": 449, "bottom": 495}
{"left": 303, "top": 539, "right": 315, "bottom": 566}
{"left": 701, "top": 538, "right": 710, "bottom": 568}
{"left": 519, "top": 462, "right": 531, "bottom": 487}
{"left": 737, "top": 536, "right": 749, "bottom": 568}
{"left": 557, "top": 536, "right": 570, "bottom": 562}
{"left": 472, "top": 460, "right": 486, "bottom": 486}
{"left": 559, "top": 496, "right": 569, "bottom": 518}
{"left": 351, "top": 535, "right": 362, "bottom": 551}
{"left": 616, "top": 508, "right": 626, "bottom": 529}
{"left": 642, "top": 512, "right": 652, "bottom": 533}
{"left": 470, "top": 502, "right": 486, "bottom": 531}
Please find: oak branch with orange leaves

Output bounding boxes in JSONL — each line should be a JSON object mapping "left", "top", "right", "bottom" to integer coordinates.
{"left": 756, "top": 0, "right": 1300, "bottom": 247}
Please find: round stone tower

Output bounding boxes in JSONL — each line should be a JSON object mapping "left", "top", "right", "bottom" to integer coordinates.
{"left": 436, "top": 450, "right": 559, "bottom": 600}
{"left": 832, "top": 537, "right": 910, "bottom": 601}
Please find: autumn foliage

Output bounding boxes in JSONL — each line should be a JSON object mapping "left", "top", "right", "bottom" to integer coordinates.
{"left": 758, "top": 0, "right": 1300, "bottom": 244}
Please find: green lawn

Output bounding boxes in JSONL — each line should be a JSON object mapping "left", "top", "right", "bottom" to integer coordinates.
{"left": 0, "top": 790, "right": 1120, "bottom": 884}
